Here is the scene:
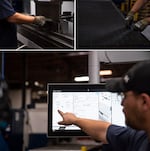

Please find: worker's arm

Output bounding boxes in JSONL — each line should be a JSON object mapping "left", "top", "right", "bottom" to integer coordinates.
{"left": 131, "top": 0, "right": 150, "bottom": 31}
{"left": 7, "top": 12, "right": 46, "bottom": 26}
{"left": 131, "top": 0, "right": 148, "bottom": 13}
{"left": 125, "top": 0, "right": 148, "bottom": 28}
{"left": 58, "top": 110, "right": 111, "bottom": 144}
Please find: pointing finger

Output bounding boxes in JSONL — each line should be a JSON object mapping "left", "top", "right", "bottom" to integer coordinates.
{"left": 58, "top": 109, "right": 64, "bottom": 116}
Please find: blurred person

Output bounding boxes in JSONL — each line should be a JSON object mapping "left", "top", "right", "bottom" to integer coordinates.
{"left": 0, "top": 79, "right": 11, "bottom": 151}
{"left": 0, "top": 0, "right": 46, "bottom": 49}
{"left": 58, "top": 61, "right": 150, "bottom": 151}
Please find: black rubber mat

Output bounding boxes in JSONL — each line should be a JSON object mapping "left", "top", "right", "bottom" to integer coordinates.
{"left": 76, "top": 0, "right": 150, "bottom": 49}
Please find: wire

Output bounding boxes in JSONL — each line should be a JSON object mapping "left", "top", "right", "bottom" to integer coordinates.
{"left": 15, "top": 44, "right": 26, "bottom": 51}
{"left": 1, "top": 51, "right": 5, "bottom": 80}
{"left": 104, "top": 51, "right": 111, "bottom": 63}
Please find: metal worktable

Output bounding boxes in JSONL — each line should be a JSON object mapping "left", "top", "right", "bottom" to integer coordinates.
{"left": 17, "top": 24, "right": 73, "bottom": 49}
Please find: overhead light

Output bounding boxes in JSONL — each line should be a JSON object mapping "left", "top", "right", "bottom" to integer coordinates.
{"left": 25, "top": 81, "right": 29, "bottom": 86}
{"left": 34, "top": 81, "right": 40, "bottom": 86}
{"left": 74, "top": 76, "right": 89, "bottom": 82}
{"left": 74, "top": 70, "right": 112, "bottom": 82}
{"left": 34, "top": 81, "right": 44, "bottom": 88}
{"left": 99, "top": 70, "right": 112, "bottom": 76}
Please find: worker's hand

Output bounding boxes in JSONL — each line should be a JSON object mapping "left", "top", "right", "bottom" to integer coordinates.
{"left": 58, "top": 110, "right": 77, "bottom": 125}
{"left": 125, "top": 11, "right": 134, "bottom": 27}
{"left": 34, "top": 16, "right": 46, "bottom": 26}
{"left": 132, "top": 19, "right": 149, "bottom": 31}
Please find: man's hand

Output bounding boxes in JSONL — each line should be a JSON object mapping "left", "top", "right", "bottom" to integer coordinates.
{"left": 58, "top": 110, "right": 77, "bottom": 125}
{"left": 132, "top": 19, "right": 149, "bottom": 31}
{"left": 34, "top": 16, "right": 46, "bottom": 26}
{"left": 125, "top": 11, "right": 134, "bottom": 27}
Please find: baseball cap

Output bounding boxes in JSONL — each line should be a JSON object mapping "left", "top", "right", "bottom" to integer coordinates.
{"left": 105, "top": 61, "right": 150, "bottom": 95}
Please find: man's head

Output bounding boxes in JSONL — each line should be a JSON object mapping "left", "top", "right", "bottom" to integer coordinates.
{"left": 106, "top": 61, "right": 150, "bottom": 130}
{"left": 106, "top": 61, "right": 150, "bottom": 94}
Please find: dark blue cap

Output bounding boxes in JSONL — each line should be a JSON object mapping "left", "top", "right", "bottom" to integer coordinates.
{"left": 106, "top": 61, "right": 150, "bottom": 95}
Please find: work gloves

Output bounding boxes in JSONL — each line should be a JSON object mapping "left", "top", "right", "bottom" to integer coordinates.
{"left": 132, "top": 19, "right": 149, "bottom": 31}
{"left": 125, "top": 11, "right": 149, "bottom": 31}
{"left": 125, "top": 11, "right": 134, "bottom": 27}
{"left": 33, "top": 16, "right": 46, "bottom": 26}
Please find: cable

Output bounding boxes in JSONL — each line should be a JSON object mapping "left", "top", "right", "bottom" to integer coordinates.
{"left": 1, "top": 51, "right": 5, "bottom": 80}
{"left": 104, "top": 51, "right": 111, "bottom": 63}
{"left": 16, "top": 44, "right": 26, "bottom": 51}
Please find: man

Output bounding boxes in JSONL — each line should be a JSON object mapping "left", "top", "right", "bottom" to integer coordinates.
{"left": 58, "top": 61, "right": 150, "bottom": 151}
{"left": 125, "top": 0, "right": 150, "bottom": 31}
{"left": 0, "top": 0, "right": 46, "bottom": 49}
{"left": 0, "top": 79, "right": 11, "bottom": 151}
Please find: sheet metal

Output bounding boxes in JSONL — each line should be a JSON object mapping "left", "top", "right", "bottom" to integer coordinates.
{"left": 77, "top": 0, "right": 150, "bottom": 49}
{"left": 17, "top": 24, "right": 73, "bottom": 49}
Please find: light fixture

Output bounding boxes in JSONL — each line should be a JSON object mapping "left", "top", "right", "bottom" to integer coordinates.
{"left": 74, "top": 70, "right": 112, "bottom": 82}
{"left": 25, "top": 81, "right": 29, "bottom": 86}
{"left": 74, "top": 76, "right": 89, "bottom": 82}
{"left": 99, "top": 70, "right": 112, "bottom": 76}
{"left": 34, "top": 81, "right": 44, "bottom": 88}
{"left": 34, "top": 81, "right": 40, "bottom": 86}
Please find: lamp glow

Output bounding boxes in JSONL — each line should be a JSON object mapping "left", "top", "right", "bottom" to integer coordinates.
{"left": 99, "top": 70, "right": 112, "bottom": 76}
{"left": 74, "top": 70, "right": 112, "bottom": 82}
{"left": 74, "top": 76, "right": 89, "bottom": 82}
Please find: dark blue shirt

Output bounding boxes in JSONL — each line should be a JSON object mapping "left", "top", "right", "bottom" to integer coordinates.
{"left": 106, "top": 125, "right": 150, "bottom": 151}
{"left": 0, "top": 0, "right": 17, "bottom": 49}
{"left": 0, "top": 133, "right": 10, "bottom": 151}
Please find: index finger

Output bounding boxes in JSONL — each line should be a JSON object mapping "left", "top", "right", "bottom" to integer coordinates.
{"left": 58, "top": 109, "right": 64, "bottom": 116}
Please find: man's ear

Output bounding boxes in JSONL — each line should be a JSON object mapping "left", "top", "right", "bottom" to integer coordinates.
{"left": 140, "top": 93, "right": 150, "bottom": 111}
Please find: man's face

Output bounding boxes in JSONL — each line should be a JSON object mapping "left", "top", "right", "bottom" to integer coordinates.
{"left": 121, "top": 91, "right": 145, "bottom": 130}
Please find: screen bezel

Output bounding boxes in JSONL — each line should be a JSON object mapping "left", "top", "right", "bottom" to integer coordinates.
{"left": 47, "top": 83, "right": 107, "bottom": 137}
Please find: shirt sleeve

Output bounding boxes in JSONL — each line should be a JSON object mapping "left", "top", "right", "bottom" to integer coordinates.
{"left": 106, "top": 125, "right": 146, "bottom": 151}
{"left": 0, "top": 0, "right": 16, "bottom": 19}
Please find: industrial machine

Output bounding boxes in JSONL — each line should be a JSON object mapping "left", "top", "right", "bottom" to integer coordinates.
{"left": 17, "top": 0, "right": 74, "bottom": 49}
